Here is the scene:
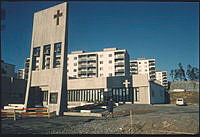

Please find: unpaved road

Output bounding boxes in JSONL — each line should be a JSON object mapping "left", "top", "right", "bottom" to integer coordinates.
{"left": 1, "top": 104, "right": 199, "bottom": 134}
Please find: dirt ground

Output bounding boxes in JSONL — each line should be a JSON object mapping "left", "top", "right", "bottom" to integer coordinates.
{"left": 1, "top": 104, "right": 199, "bottom": 134}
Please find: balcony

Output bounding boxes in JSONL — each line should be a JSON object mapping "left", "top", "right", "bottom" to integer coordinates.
{"left": 115, "top": 72, "right": 125, "bottom": 76}
{"left": 87, "top": 70, "right": 96, "bottom": 74}
{"left": 149, "top": 67, "right": 155, "bottom": 70}
{"left": 88, "top": 56, "right": 96, "bottom": 60}
{"left": 130, "top": 64, "right": 137, "bottom": 67}
{"left": 78, "top": 64, "right": 87, "bottom": 68}
{"left": 115, "top": 69, "right": 124, "bottom": 72}
{"left": 87, "top": 64, "right": 96, "bottom": 68}
{"left": 78, "top": 71, "right": 87, "bottom": 75}
{"left": 115, "top": 55, "right": 124, "bottom": 59}
{"left": 149, "top": 62, "right": 155, "bottom": 66}
{"left": 78, "top": 58, "right": 87, "bottom": 62}
{"left": 130, "top": 68, "right": 137, "bottom": 71}
{"left": 115, "top": 62, "right": 124, "bottom": 66}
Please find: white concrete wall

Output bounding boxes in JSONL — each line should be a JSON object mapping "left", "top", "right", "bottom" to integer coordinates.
{"left": 68, "top": 76, "right": 132, "bottom": 90}
{"left": 132, "top": 74, "right": 150, "bottom": 104}
{"left": 68, "top": 77, "right": 107, "bottom": 90}
{"left": 132, "top": 74, "right": 149, "bottom": 87}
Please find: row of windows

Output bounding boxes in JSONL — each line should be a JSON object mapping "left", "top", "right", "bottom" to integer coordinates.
{"left": 68, "top": 54, "right": 113, "bottom": 61}
{"left": 99, "top": 60, "right": 112, "bottom": 64}
{"left": 138, "top": 61, "right": 147, "bottom": 64}
{"left": 42, "top": 92, "right": 58, "bottom": 104}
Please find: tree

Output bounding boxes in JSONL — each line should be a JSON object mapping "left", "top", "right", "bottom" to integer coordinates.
{"left": 173, "top": 63, "right": 187, "bottom": 81}
{"left": 178, "top": 63, "right": 187, "bottom": 81}
{"left": 187, "top": 64, "right": 199, "bottom": 81}
{"left": 170, "top": 70, "right": 175, "bottom": 81}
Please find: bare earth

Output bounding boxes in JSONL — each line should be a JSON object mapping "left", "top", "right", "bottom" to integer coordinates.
{"left": 1, "top": 104, "right": 199, "bottom": 134}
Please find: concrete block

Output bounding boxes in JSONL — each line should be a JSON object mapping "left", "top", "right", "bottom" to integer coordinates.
{"left": 100, "top": 106, "right": 107, "bottom": 109}
{"left": 125, "top": 102, "right": 133, "bottom": 104}
{"left": 8, "top": 104, "right": 24, "bottom": 107}
{"left": 80, "top": 110, "right": 91, "bottom": 113}
{"left": 63, "top": 112, "right": 102, "bottom": 117}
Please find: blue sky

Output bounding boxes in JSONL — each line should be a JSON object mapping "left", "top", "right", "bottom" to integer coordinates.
{"left": 1, "top": 1, "right": 199, "bottom": 81}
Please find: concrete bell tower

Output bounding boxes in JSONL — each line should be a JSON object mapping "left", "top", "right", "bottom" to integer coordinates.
{"left": 24, "top": 2, "right": 68, "bottom": 116}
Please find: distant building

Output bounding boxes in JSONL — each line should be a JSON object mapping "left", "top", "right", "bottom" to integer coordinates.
{"left": 67, "top": 48, "right": 130, "bottom": 79}
{"left": 130, "top": 58, "right": 156, "bottom": 80}
{"left": 24, "top": 58, "right": 30, "bottom": 80}
{"left": 155, "top": 70, "right": 168, "bottom": 88}
{"left": 17, "top": 58, "right": 30, "bottom": 80}
{"left": 17, "top": 69, "right": 25, "bottom": 79}
{"left": 1, "top": 60, "right": 16, "bottom": 78}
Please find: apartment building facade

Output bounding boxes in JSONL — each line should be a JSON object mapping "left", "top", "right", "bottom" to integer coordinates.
{"left": 155, "top": 70, "right": 168, "bottom": 88}
{"left": 17, "top": 69, "right": 25, "bottom": 79}
{"left": 130, "top": 58, "right": 156, "bottom": 80}
{"left": 17, "top": 58, "right": 30, "bottom": 80}
{"left": 67, "top": 48, "right": 130, "bottom": 79}
{"left": 1, "top": 60, "right": 16, "bottom": 78}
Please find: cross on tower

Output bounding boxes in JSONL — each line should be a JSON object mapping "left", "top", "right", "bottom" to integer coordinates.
{"left": 54, "top": 10, "right": 63, "bottom": 25}
{"left": 123, "top": 80, "right": 130, "bottom": 88}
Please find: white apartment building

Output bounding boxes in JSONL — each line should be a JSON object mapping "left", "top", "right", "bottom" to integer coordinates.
{"left": 130, "top": 58, "right": 156, "bottom": 80}
{"left": 24, "top": 58, "right": 30, "bottom": 80}
{"left": 17, "top": 58, "right": 30, "bottom": 80}
{"left": 67, "top": 48, "right": 130, "bottom": 79}
{"left": 17, "top": 69, "right": 25, "bottom": 79}
{"left": 155, "top": 70, "right": 168, "bottom": 88}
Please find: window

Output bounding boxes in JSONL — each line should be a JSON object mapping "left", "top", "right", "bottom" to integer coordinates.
{"left": 100, "top": 54, "right": 103, "bottom": 58}
{"left": 74, "top": 63, "right": 77, "bottom": 66}
{"left": 100, "top": 61, "right": 103, "bottom": 64}
{"left": 100, "top": 73, "right": 103, "bottom": 76}
{"left": 144, "top": 62, "right": 147, "bottom": 64}
{"left": 109, "top": 60, "right": 112, "bottom": 64}
{"left": 100, "top": 67, "right": 103, "bottom": 70}
{"left": 139, "top": 62, "right": 141, "bottom": 64}
{"left": 108, "top": 54, "right": 112, "bottom": 57}
{"left": 145, "top": 69, "right": 147, "bottom": 72}
{"left": 54, "top": 42, "right": 62, "bottom": 68}
{"left": 43, "top": 91, "right": 48, "bottom": 101}
{"left": 50, "top": 93, "right": 58, "bottom": 104}
{"left": 134, "top": 88, "right": 140, "bottom": 101}
{"left": 54, "top": 42, "right": 61, "bottom": 55}
{"left": 73, "top": 69, "right": 77, "bottom": 72}
{"left": 74, "top": 57, "right": 77, "bottom": 60}
{"left": 109, "top": 73, "right": 112, "bottom": 76}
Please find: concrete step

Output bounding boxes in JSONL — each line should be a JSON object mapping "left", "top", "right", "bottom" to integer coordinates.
{"left": 63, "top": 112, "right": 102, "bottom": 117}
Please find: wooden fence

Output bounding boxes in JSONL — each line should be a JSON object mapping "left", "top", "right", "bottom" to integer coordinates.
{"left": 0, "top": 107, "right": 56, "bottom": 120}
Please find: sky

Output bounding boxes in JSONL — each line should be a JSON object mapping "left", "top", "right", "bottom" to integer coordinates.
{"left": 1, "top": 1, "right": 199, "bottom": 81}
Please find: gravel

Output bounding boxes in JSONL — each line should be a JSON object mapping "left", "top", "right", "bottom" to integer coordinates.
{"left": 1, "top": 104, "right": 199, "bottom": 134}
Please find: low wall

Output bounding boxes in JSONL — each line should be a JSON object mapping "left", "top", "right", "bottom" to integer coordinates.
{"left": 169, "top": 91, "right": 199, "bottom": 104}
{"left": 169, "top": 81, "right": 199, "bottom": 92}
